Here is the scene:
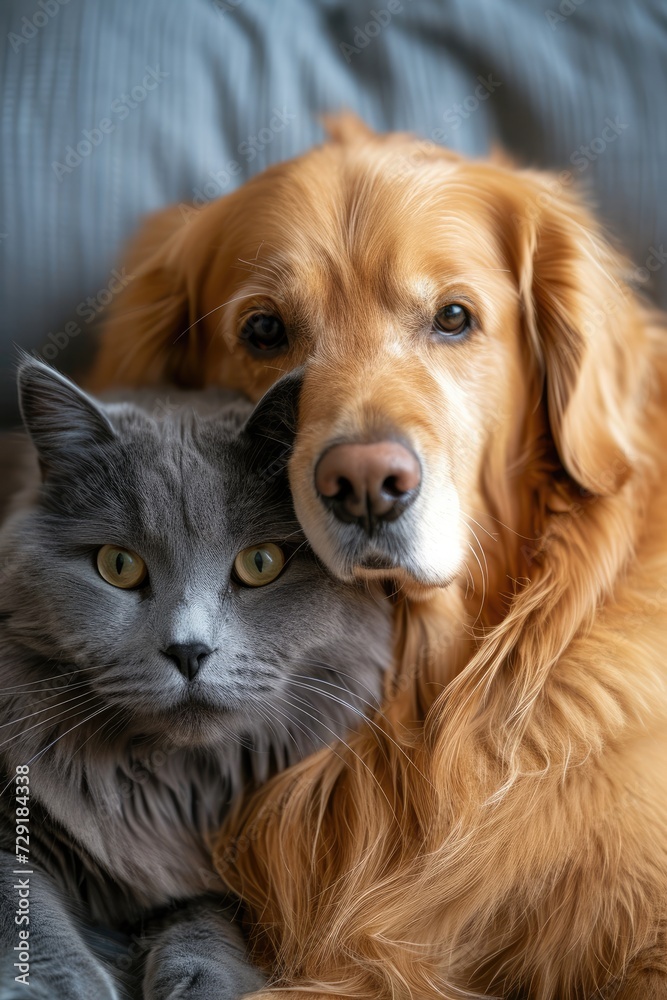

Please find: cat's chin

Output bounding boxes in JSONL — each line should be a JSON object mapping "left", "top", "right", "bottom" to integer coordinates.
{"left": 140, "top": 699, "right": 247, "bottom": 750}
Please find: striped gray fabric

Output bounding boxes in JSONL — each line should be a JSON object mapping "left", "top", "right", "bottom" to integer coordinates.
{"left": 0, "top": 0, "right": 666, "bottom": 424}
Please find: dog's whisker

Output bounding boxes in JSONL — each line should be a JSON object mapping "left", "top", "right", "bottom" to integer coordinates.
{"left": 461, "top": 559, "right": 475, "bottom": 599}
{"left": 467, "top": 505, "right": 537, "bottom": 541}
{"left": 466, "top": 538, "right": 487, "bottom": 616}
{"left": 172, "top": 292, "right": 260, "bottom": 344}
{"left": 463, "top": 511, "right": 499, "bottom": 543}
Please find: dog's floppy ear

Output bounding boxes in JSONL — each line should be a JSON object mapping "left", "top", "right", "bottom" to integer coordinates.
{"left": 513, "top": 179, "right": 646, "bottom": 496}
{"left": 88, "top": 205, "right": 205, "bottom": 390}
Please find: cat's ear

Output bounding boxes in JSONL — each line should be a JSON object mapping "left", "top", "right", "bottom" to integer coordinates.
{"left": 17, "top": 354, "right": 115, "bottom": 476}
{"left": 243, "top": 367, "right": 304, "bottom": 449}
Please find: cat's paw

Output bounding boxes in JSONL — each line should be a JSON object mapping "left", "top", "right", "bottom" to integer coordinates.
{"left": 144, "top": 950, "right": 266, "bottom": 1000}
{"left": 0, "top": 958, "right": 119, "bottom": 1000}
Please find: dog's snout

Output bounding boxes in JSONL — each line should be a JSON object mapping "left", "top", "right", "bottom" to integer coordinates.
{"left": 315, "top": 441, "right": 421, "bottom": 533}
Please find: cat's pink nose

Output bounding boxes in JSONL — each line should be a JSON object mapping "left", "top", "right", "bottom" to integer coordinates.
{"left": 163, "top": 642, "right": 212, "bottom": 681}
{"left": 315, "top": 440, "right": 421, "bottom": 535}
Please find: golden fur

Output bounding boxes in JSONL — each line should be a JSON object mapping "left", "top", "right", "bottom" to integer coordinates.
{"left": 92, "top": 119, "right": 667, "bottom": 999}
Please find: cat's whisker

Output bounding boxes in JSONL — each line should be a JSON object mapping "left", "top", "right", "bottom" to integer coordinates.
{"left": 296, "top": 657, "right": 392, "bottom": 718}
{"left": 296, "top": 661, "right": 392, "bottom": 705}
{"left": 66, "top": 706, "right": 126, "bottom": 762}
{"left": 249, "top": 696, "right": 317, "bottom": 757}
{"left": 1, "top": 679, "right": 91, "bottom": 696}
{"left": 94, "top": 716, "right": 126, "bottom": 754}
{"left": 294, "top": 667, "right": 405, "bottom": 736}
{"left": 0, "top": 699, "right": 106, "bottom": 799}
{"left": 0, "top": 682, "right": 92, "bottom": 708}
{"left": 279, "top": 694, "right": 401, "bottom": 818}
{"left": 292, "top": 675, "right": 381, "bottom": 715}
{"left": 0, "top": 668, "right": 90, "bottom": 692}
{"left": 25, "top": 703, "right": 112, "bottom": 768}
{"left": 279, "top": 693, "right": 368, "bottom": 755}
{"left": 249, "top": 700, "right": 301, "bottom": 759}
{"left": 263, "top": 692, "right": 363, "bottom": 771}
{"left": 252, "top": 430, "right": 294, "bottom": 451}
{"left": 287, "top": 683, "right": 371, "bottom": 729}
{"left": 279, "top": 527, "right": 309, "bottom": 542}
{"left": 0, "top": 685, "right": 99, "bottom": 728}
{"left": 284, "top": 539, "right": 311, "bottom": 566}
{"left": 0, "top": 691, "right": 99, "bottom": 740}
{"left": 287, "top": 683, "right": 432, "bottom": 785}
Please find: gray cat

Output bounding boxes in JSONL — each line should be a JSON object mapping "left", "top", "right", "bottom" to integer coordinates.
{"left": 0, "top": 357, "right": 392, "bottom": 1000}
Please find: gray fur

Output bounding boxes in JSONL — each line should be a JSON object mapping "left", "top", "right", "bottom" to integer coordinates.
{"left": 0, "top": 358, "right": 392, "bottom": 999}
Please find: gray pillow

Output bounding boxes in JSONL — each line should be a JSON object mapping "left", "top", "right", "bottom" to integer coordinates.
{"left": 1, "top": 0, "right": 665, "bottom": 424}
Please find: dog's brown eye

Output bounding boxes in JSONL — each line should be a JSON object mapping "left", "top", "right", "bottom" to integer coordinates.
{"left": 240, "top": 313, "right": 288, "bottom": 354}
{"left": 433, "top": 303, "right": 471, "bottom": 338}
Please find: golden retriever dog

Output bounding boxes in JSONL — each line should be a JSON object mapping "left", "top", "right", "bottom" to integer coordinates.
{"left": 91, "top": 118, "right": 667, "bottom": 999}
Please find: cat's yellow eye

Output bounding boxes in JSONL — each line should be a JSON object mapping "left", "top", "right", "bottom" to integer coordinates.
{"left": 96, "top": 545, "right": 148, "bottom": 590}
{"left": 233, "top": 543, "right": 285, "bottom": 587}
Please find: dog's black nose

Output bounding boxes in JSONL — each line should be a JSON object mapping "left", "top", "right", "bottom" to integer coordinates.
{"left": 315, "top": 441, "right": 421, "bottom": 535}
{"left": 163, "top": 643, "right": 212, "bottom": 681}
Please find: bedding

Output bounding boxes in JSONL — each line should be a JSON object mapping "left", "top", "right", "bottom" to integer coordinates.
{"left": 0, "top": 0, "right": 666, "bottom": 425}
